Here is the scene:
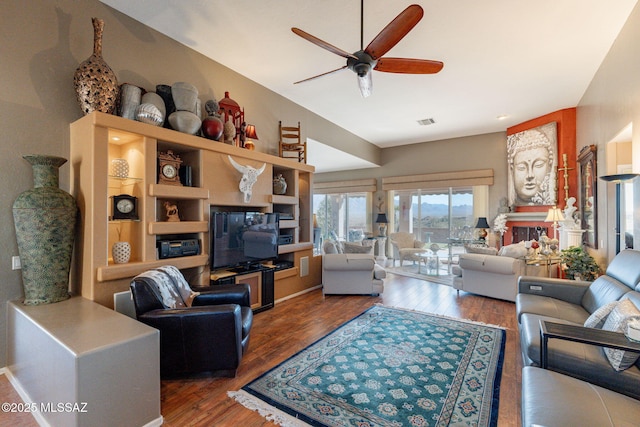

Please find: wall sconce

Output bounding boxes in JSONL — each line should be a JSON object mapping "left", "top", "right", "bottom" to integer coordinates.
{"left": 244, "top": 124, "right": 258, "bottom": 150}
{"left": 600, "top": 173, "right": 639, "bottom": 254}
{"left": 544, "top": 206, "right": 565, "bottom": 241}
{"left": 475, "top": 217, "right": 490, "bottom": 241}
{"left": 376, "top": 213, "right": 389, "bottom": 237}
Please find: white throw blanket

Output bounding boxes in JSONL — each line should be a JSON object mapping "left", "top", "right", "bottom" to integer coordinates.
{"left": 134, "top": 265, "right": 200, "bottom": 308}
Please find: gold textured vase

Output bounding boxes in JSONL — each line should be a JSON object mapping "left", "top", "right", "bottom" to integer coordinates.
{"left": 73, "top": 17, "right": 118, "bottom": 115}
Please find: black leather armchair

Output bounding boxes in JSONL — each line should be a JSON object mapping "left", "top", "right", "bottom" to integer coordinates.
{"left": 130, "top": 276, "right": 253, "bottom": 378}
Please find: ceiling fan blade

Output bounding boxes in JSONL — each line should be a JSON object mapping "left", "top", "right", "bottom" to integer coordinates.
{"left": 364, "top": 4, "right": 424, "bottom": 60}
{"left": 292, "top": 28, "right": 358, "bottom": 60}
{"left": 375, "top": 58, "right": 443, "bottom": 74}
{"left": 293, "top": 66, "right": 348, "bottom": 85}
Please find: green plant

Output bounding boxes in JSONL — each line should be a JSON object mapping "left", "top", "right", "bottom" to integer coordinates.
{"left": 560, "top": 246, "right": 601, "bottom": 281}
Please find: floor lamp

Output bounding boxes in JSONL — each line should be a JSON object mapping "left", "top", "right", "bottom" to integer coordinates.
{"left": 599, "top": 173, "right": 639, "bottom": 254}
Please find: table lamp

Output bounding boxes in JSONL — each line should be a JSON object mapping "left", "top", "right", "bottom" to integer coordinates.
{"left": 244, "top": 124, "right": 258, "bottom": 150}
{"left": 475, "top": 217, "right": 490, "bottom": 241}
{"left": 600, "top": 173, "right": 639, "bottom": 254}
{"left": 376, "top": 213, "right": 389, "bottom": 236}
{"left": 544, "top": 206, "right": 564, "bottom": 241}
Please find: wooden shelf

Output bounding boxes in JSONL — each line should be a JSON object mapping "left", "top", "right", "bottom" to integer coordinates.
{"left": 97, "top": 254, "right": 209, "bottom": 282}
{"left": 271, "top": 194, "right": 298, "bottom": 205}
{"left": 279, "top": 219, "right": 299, "bottom": 229}
{"left": 148, "top": 184, "right": 209, "bottom": 199}
{"left": 148, "top": 220, "right": 208, "bottom": 235}
{"left": 278, "top": 242, "right": 313, "bottom": 254}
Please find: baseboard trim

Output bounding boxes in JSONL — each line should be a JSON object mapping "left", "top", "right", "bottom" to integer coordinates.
{"left": 275, "top": 285, "right": 322, "bottom": 304}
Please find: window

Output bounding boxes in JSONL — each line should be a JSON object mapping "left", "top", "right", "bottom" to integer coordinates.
{"left": 313, "top": 192, "right": 371, "bottom": 243}
{"left": 392, "top": 187, "right": 475, "bottom": 258}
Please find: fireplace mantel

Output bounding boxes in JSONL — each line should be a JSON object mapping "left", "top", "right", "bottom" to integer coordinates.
{"left": 505, "top": 212, "right": 548, "bottom": 222}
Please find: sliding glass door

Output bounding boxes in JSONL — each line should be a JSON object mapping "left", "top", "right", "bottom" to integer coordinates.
{"left": 392, "top": 187, "right": 474, "bottom": 258}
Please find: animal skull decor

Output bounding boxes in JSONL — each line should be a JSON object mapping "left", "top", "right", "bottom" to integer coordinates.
{"left": 228, "top": 156, "right": 266, "bottom": 203}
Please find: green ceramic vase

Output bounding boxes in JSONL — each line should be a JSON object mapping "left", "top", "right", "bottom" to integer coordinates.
{"left": 13, "top": 155, "right": 77, "bottom": 305}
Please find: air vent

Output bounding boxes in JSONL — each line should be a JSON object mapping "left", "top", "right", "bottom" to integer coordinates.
{"left": 417, "top": 118, "right": 436, "bottom": 126}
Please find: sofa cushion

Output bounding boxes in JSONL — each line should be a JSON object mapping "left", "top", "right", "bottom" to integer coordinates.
{"left": 521, "top": 367, "right": 640, "bottom": 427}
{"left": 498, "top": 242, "right": 527, "bottom": 258}
{"left": 584, "top": 300, "right": 619, "bottom": 329}
{"left": 604, "top": 249, "right": 640, "bottom": 290}
{"left": 602, "top": 299, "right": 640, "bottom": 371}
{"left": 516, "top": 293, "right": 590, "bottom": 325}
{"left": 520, "top": 312, "right": 640, "bottom": 399}
{"left": 581, "top": 275, "right": 632, "bottom": 314}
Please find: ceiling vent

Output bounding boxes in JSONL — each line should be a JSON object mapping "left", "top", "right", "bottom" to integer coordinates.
{"left": 417, "top": 118, "right": 436, "bottom": 126}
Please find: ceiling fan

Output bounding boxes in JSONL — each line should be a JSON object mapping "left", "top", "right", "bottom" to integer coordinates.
{"left": 291, "top": 1, "right": 443, "bottom": 97}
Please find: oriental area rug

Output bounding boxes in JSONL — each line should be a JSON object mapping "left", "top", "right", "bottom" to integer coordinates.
{"left": 229, "top": 305, "right": 505, "bottom": 427}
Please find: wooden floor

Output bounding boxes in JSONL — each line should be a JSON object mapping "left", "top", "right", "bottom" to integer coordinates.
{"left": 1, "top": 273, "right": 522, "bottom": 426}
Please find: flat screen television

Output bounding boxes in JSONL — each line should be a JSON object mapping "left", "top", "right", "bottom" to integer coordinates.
{"left": 210, "top": 211, "right": 279, "bottom": 270}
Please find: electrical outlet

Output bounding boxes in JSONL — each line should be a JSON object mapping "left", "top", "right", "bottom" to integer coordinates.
{"left": 12, "top": 256, "right": 21, "bottom": 270}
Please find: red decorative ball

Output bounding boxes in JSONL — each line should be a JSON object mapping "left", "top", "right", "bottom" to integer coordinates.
{"left": 202, "top": 116, "right": 224, "bottom": 140}
{"left": 531, "top": 241, "right": 540, "bottom": 249}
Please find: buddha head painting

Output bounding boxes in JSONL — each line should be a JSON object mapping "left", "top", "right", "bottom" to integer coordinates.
{"left": 507, "top": 122, "right": 557, "bottom": 206}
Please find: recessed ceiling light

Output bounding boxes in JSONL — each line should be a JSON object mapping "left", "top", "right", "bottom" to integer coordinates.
{"left": 496, "top": 114, "right": 509, "bottom": 120}
{"left": 112, "top": 136, "right": 121, "bottom": 141}
{"left": 417, "top": 118, "right": 436, "bottom": 126}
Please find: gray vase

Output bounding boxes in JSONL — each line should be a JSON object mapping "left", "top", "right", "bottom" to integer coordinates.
{"left": 13, "top": 155, "right": 77, "bottom": 305}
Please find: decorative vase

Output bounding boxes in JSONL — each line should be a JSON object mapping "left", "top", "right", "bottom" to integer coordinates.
{"left": 117, "top": 83, "right": 141, "bottom": 120}
{"left": 73, "top": 17, "right": 119, "bottom": 115}
{"left": 112, "top": 241, "right": 131, "bottom": 264}
{"left": 13, "top": 155, "right": 77, "bottom": 305}
{"left": 111, "top": 158, "right": 129, "bottom": 178}
{"left": 273, "top": 174, "right": 287, "bottom": 195}
{"left": 223, "top": 115, "right": 236, "bottom": 145}
{"left": 202, "top": 115, "right": 224, "bottom": 140}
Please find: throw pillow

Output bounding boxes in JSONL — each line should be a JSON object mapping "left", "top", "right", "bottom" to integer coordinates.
{"left": 498, "top": 243, "right": 528, "bottom": 259}
{"left": 584, "top": 301, "right": 619, "bottom": 329}
{"left": 323, "top": 240, "right": 339, "bottom": 254}
{"left": 343, "top": 242, "right": 374, "bottom": 254}
{"left": 602, "top": 299, "right": 640, "bottom": 371}
{"left": 465, "top": 244, "right": 498, "bottom": 256}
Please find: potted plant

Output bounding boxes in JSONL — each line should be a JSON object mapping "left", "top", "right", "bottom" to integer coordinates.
{"left": 560, "top": 246, "right": 601, "bottom": 281}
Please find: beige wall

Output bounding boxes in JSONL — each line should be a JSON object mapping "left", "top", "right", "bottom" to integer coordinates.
{"left": 316, "top": 132, "right": 508, "bottom": 225}
{"left": 2, "top": 0, "right": 639, "bottom": 370}
{"left": 577, "top": 1, "right": 640, "bottom": 262}
{"left": 0, "top": 0, "right": 376, "bottom": 368}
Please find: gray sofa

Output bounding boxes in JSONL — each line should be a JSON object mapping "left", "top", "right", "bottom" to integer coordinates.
{"left": 517, "top": 249, "right": 640, "bottom": 425}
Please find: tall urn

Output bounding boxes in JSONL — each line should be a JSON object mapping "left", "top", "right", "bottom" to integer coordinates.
{"left": 13, "top": 155, "right": 77, "bottom": 305}
{"left": 73, "top": 17, "right": 118, "bottom": 115}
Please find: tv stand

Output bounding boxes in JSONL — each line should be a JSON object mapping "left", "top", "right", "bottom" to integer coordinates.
{"left": 209, "top": 264, "right": 275, "bottom": 313}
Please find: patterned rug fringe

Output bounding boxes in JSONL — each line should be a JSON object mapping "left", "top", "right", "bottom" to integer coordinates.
{"left": 227, "top": 390, "right": 309, "bottom": 427}
{"left": 373, "top": 303, "right": 507, "bottom": 330}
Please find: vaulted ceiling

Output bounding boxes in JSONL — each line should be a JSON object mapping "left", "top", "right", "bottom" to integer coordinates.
{"left": 101, "top": 0, "right": 637, "bottom": 171}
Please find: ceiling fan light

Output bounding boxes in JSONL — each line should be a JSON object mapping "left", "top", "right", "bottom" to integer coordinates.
{"left": 357, "top": 72, "right": 373, "bottom": 98}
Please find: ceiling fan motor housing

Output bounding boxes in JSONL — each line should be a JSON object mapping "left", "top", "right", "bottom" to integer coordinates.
{"left": 348, "top": 51, "right": 377, "bottom": 77}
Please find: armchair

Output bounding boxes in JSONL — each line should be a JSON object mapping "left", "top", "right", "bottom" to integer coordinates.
{"left": 130, "top": 266, "right": 253, "bottom": 378}
{"left": 389, "top": 232, "right": 425, "bottom": 266}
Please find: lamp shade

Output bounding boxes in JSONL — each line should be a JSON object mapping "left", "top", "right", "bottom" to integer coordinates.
{"left": 599, "top": 173, "right": 639, "bottom": 183}
{"left": 545, "top": 207, "right": 565, "bottom": 222}
{"left": 245, "top": 124, "right": 258, "bottom": 140}
{"left": 375, "top": 213, "right": 389, "bottom": 224}
{"left": 475, "top": 217, "right": 490, "bottom": 229}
